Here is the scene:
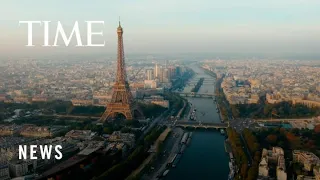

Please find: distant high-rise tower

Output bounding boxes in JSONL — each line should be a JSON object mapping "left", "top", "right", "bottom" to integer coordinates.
{"left": 100, "top": 21, "right": 143, "bottom": 121}
{"left": 155, "top": 63, "right": 161, "bottom": 79}
{"left": 146, "top": 69, "right": 154, "bottom": 80}
{"left": 162, "top": 68, "right": 170, "bottom": 82}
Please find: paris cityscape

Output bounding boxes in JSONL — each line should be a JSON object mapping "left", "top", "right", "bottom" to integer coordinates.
{"left": 1, "top": 1, "right": 320, "bottom": 180}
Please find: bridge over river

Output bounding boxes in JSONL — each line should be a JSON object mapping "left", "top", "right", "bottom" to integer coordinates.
{"left": 254, "top": 118, "right": 313, "bottom": 123}
{"left": 187, "top": 78, "right": 215, "bottom": 85}
{"left": 175, "top": 120, "right": 228, "bottom": 129}
{"left": 178, "top": 92, "right": 215, "bottom": 98}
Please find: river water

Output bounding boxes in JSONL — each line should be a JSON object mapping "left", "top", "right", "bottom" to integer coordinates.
{"left": 166, "top": 65, "right": 229, "bottom": 180}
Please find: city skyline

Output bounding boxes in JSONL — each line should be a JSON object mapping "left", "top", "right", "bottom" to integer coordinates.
{"left": 1, "top": 1, "right": 320, "bottom": 180}
{"left": 1, "top": 0, "right": 320, "bottom": 57}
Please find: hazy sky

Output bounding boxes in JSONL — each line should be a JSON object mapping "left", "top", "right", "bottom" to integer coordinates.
{"left": 1, "top": 0, "right": 320, "bottom": 56}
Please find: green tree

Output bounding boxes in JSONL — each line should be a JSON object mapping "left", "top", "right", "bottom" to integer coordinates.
{"left": 266, "top": 134, "right": 278, "bottom": 145}
{"left": 240, "top": 163, "right": 248, "bottom": 178}
{"left": 247, "top": 167, "right": 258, "bottom": 180}
{"left": 103, "top": 127, "right": 112, "bottom": 134}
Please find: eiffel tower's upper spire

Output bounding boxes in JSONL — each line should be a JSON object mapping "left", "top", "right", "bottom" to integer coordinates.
{"left": 117, "top": 17, "right": 123, "bottom": 34}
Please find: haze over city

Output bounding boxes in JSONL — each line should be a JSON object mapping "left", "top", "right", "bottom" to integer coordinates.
{"left": 1, "top": 1, "right": 320, "bottom": 180}
{"left": 1, "top": 0, "right": 320, "bottom": 57}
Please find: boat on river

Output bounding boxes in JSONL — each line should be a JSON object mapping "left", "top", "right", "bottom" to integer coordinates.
{"left": 189, "top": 112, "right": 196, "bottom": 121}
{"left": 180, "top": 144, "right": 187, "bottom": 154}
{"left": 186, "top": 138, "right": 191, "bottom": 146}
{"left": 162, "top": 170, "right": 170, "bottom": 177}
{"left": 168, "top": 154, "right": 178, "bottom": 165}
{"left": 181, "top": 133, "right": 189, "bottom": 144}
{"left": 172, "top": 154, "right": 182, "bottom": 168}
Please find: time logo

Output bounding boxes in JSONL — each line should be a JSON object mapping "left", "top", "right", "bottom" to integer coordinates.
{"left": 19, "top": 21, "right": 106, "bottom": 47}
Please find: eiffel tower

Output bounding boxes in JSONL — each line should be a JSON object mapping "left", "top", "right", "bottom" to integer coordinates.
{"left": 100, "top": 21, "right": 143, "bottom": 121}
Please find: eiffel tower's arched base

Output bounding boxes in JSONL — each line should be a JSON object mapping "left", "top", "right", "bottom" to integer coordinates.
{"left": 100, "top": 103, "right": 144, "bottom": 122}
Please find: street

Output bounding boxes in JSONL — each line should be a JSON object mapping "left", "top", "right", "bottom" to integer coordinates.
{"left": 142, "top": 127, "right": 184, "bottom": 180}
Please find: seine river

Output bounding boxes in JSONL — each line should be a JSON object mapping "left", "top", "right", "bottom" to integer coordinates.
{"left": 165, "top": 65, "right": 229, "bottom": 180}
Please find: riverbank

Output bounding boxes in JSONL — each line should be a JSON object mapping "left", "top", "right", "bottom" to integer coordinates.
{"left": 152, "top": 131, "right": 193, "bottom": 179}
{"left": 175, "top": 98, "right": 189, "bottom": 119}
{"left": 95, "top": 126, "right": 167, "bottom": 180}
{"left": 225, "top": 139, "right": 236, "bottom": 180}
{"left": 141, "top": 128, "right": 184, "bottom": 180}
{"left": 126, "top": 127, "right": 172, "bottom": 180}
{"left": 201, "top": 66, "right": 231, "bottom": 121}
